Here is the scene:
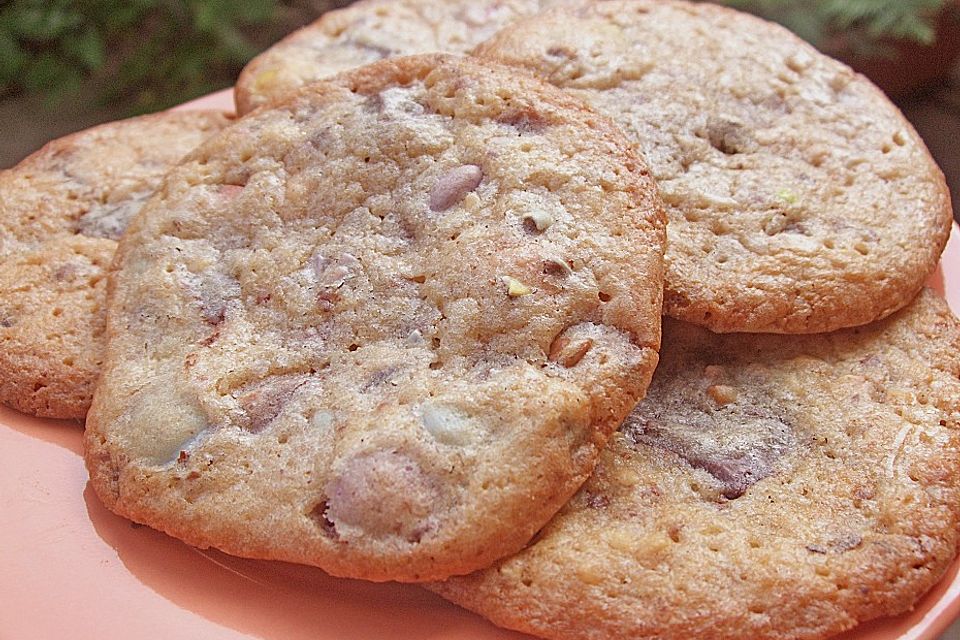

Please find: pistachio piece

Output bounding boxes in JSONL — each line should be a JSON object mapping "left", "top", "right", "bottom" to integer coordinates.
{"left": 429, "top": 164, "right": 483, "bottom": 212}
{"left": 503, "top": 276, "right": 532, "bottom": 297}
{"left": 776, "top": 188, "right": 798, "bottom": 205}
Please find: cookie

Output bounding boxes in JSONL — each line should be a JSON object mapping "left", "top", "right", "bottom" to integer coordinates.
{"left": 0, "top": 111, "right": 232, "bottom": 419}
{"left": 235, "top": 0, "right": 564, "bottom": 114}
{"left": 84, "top": 54, "right": 666, "bottom": 582}
{"left": 433, "top": 288, "right": 960, "bottom": 640}
{"left": 474, "top": 0, "right": 953, "bottom": 333}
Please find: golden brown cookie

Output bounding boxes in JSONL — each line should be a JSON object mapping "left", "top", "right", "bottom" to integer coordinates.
{"left": 84, "top": 54, "right": 665, "bottom": 582}
{"left": 474, "top": 0, "right": 952, "bottom": 333}
{"left": 0, "top": 111, "right": 232, "bottom": 418}
{"left": 234, "top": 0, "right": 565, "bottom": 114}
{"left": 433, "top": 288, "right": 960, "bottom": 640}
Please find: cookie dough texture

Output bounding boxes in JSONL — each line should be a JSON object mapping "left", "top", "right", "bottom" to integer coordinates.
{"left": 0, "top": 111, "right": 232, "bottom": 418}
{"left": 475, "top": 0, "right": 952, "bottom": 333}
{"left": 433, "top": 288, "right": 960, "bottom": 640}
{"left": 84, "top": 54, "right": 665, "bottom": 582}
{"left": 235, "top": 0, "right": 564, "bottom": 114}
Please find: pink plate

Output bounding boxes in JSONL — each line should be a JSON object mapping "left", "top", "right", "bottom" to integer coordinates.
{"left": 1, "top": 89, "right": 958, "bottom": 640}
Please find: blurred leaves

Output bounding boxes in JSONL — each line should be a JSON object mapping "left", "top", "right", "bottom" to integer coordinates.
{"left": 0, "top": 0, "right": 310, "bottom": 112}
{"left": 723, "top": 0, "right": 948, "bottom": 54}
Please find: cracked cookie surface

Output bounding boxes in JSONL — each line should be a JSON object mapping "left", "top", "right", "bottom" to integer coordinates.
{"left": 433, "top": 289, "right": 960, "bottom": 640}
{"left": 84, "top": 54, "right": 665, "bottom": 582}
{"left": 234, "top": 0, "right": 566, "bottom": 114}
{"left": 474, "top": 0, "right": 952, "bottom": 333}
{"left": 0, "top": 111, "right": 231, "bottom": 418}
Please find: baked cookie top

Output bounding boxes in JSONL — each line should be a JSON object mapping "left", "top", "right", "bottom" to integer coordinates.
{"left": 475, "top": 0, "right": 953, "bottom": 333}
{"left": 84, "top": 54, "right": 665, "bottom": 582}
{"left": 0, "top": 111, "right": 231, "bottom": 418}
{"left": 433, "top": 288, "right": 960, "bottom": 640}
{"left": 235, "top": 0, "right": 562, "bottom": 114}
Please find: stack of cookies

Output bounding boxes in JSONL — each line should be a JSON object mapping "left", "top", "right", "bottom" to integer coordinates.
{"left": 2, "top": 1, "right": 958, "bottom": 639}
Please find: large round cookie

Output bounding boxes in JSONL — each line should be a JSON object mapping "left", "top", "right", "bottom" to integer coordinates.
{"left": 474, "top": 0, "right": 953, "bottom": 333}
{"left": 0, "top": 111, "right": 232, "bottom": 419}
{"left": 84, "top": 54, "right": 665, "bottom": 582}
{"left": 235, "top": 0, "right": 563, "bottom": 114}
{"left": 433, "top": 288, "right": 960, "bottom": 640}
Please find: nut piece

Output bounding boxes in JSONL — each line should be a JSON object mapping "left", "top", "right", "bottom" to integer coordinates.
{"left": 429, "top": 164, "right": 483, "bottom": 212}
{"left": 543, "top": 257, "right": 573, "bottom": 277}
{"left": 707, "top": 384, "right": 738, "bottom": 406}
{"left": 503, "top": 276, "right": 532, "bottom": 297}
{"left": 548, "top": 336, "right": 594, "bottom": 367}
{"left": 523, "top": 210, "right": 554, "bottom": 232}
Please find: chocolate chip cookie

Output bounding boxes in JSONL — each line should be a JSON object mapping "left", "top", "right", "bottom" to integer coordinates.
{"left": 235, "top": 0, "right": 563, "bottom": 114}
{"left": 84, "top": 54, "right": 665, "bottom": 582}
{"left": 433, "top": 288, "right": 960, "bottom": 640}
{"left": 0, "top": 111, "right": 232, "bottom": 418}
{"left": 475, "top": 0, "right": 952, "bottom": 333}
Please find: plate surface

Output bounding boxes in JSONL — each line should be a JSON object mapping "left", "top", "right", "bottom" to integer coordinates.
{"left": 1, "top": 89, "right": 958, "bottom": 640}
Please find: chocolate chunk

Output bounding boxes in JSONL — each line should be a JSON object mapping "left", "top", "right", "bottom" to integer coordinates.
{"left": 324, "top": 450, "right": 440, "bottom": 542}
{"left": 806, "top": 533, "right": 862, "bottom": 555}
{"left": 235, "top": 375, "right": 312, "bottom": 432}
{"left": 622, "top": 391, "right": 794, "bottom": 499}
{"left": 77, "top": 191, "right": 153, "bottom": 240}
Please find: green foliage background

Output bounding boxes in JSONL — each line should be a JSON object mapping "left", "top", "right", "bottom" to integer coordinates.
{"left": 0, "top": 0, "right": 952, "bottom": 114}
{"left": 0, "top": 0, "right": 343, "bottom": 112}
{"left": 726, "top": 0, "right": 949, "bottom": 54}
